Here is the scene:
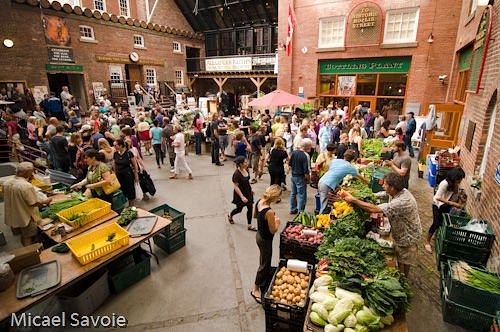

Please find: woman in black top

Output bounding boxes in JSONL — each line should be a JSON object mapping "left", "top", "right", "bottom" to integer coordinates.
{"left": 250, "top": 184, "right": 282, "bottom": 304}
{"left": 267, "top": 137, "right": 289, "bottom": 187}
{"left": 113, "top": 138, "right": 139, "bottom": 206}
{"left": 228, "top": 156, "right": 255, "bottom": 231}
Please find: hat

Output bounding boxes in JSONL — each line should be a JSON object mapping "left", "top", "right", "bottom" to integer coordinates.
{"left": 80, "top": 124, "right": 91, "bottom": 132}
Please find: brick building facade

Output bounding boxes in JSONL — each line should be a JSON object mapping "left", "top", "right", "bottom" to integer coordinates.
{"left": 277, "top": 0, "right": 462, "bottom": 122}
{"left": 0, "top": 0, "right": 204, "bottom": 110}
{"left": 452, "top": 1, "right": 500, "bottom": 271}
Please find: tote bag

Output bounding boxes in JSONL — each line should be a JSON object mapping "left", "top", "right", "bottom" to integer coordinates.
{"left": 102, "top": 172, "right": 121, "bottom": 195}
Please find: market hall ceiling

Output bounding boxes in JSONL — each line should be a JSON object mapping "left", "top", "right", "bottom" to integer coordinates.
{"left": 173, "top": 0, "right": 278, "bottom": 32}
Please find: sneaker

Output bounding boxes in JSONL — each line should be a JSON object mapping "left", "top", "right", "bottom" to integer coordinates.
{"left": 170, "top": 167, "right": 175, "bottom": 173}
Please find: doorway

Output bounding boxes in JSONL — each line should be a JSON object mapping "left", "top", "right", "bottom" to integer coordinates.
{"left": 125, "top": 64, "right": 143, "bottom": 94}
{"left": 352, "top": 97, "right": 376, "bottom": 114}
{"left": 47, "top": 73, "right": 87, "bottom": 112}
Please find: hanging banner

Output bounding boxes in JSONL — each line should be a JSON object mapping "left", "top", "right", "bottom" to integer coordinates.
{"left": 42, "top": 15, "right": 71, "bottom": 47}
{"left": 32, "top": 86, "right": 49, "bottom": 105}
{"left": 337, "top": 76, "right": 356, "bottom": 96}
{"left": 205, "top": 57, "right": 252, "bottom": 71}
{"left": 467, "top": 5, "right": 493, "bottom": 93}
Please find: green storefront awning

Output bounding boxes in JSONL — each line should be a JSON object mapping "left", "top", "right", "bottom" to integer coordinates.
{"left": 459, "top": 46, "right": 473, "bottom": 71}
{"left": 320, "top": 57, "right": 411, "bottom": 74}
{"left": 45, "top": 64, "right": 83, "bottom": 72}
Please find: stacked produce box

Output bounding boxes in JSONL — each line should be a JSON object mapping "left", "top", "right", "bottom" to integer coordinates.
{"left": 150, "top": 204, "right": 187, "bottom": 254}
{"left": 435, "top": 213, "right": 498, "bottom": 331}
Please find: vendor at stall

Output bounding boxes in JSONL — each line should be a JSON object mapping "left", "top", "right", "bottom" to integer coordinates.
{"left": 3, "top": 162, "right": 52, "bottom": 246}
{"left": 318, "top": 149, "right": 369, "bottom": 214}
{"left": 70, "top": 149, "right": 114, "bottom": 201}
{"left": 339, "top": 172, "right": 422, "bottom": 277}
{"left": 384, "top": 140, "right": 412, "bottom": 189}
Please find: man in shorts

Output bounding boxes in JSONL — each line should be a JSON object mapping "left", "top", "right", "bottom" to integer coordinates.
{"left": 340, "top": 172, "right": 422, "bottom": 277}
{"left": 3, "top": 162, "right": 52, "bottom": 246}
{"left": 216, "top": 113, "right": 229, "bottom": 161}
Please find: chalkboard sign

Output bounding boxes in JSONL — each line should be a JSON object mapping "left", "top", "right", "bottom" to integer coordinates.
{"left": 467, "top": 6, "right": 493, "bottom": 93}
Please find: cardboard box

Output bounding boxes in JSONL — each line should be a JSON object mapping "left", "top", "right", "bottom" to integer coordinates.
{"left": 8, "top": 243, "right": 42, "bottom": 273}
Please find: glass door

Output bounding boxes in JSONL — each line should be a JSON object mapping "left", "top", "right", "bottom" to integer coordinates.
{"left": 352, "top": 97, "right": 376, "bottom": 115}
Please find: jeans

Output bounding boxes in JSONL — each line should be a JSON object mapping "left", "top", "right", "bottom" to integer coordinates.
{"left": 194, "top": 132, "right": 202, "bottom": 155}
{"left": 211, "top": 138, "right": 221, "bottom": 164}
{"left": 405, "top": 134, "right": 414, "bottom": 157}
{"left": 255, "top": 232, "right": 273, "bottom": 288}
{"left": 153, "top": 143, "right": 164, "bottom": 166}
{"left": 318, "top": 182, "right": 332, "bottom": 214}
{"left": 290, "top": 175, "right": 307, "bottom": 213}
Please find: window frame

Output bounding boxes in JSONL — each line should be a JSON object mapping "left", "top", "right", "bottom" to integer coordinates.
{"left": 79, "top": 25, "right": 96, "bottom": 41}
{"left": 469, "top": 0, "right": 478, "bottom": 16}
{"left": 318, "top": 16, "right": 346, "bottom": 49}
{"left": 175, "top": 70, "right": 184, "bottom": 86}
{"left": 145, "top": 68, "right": 157, "bottom": 86}
{"left": 383, "top": 7, "right": 420, "bottom": 44}
{"left": 93, "top": 0, "right": 106, "bottom": 12}
{"left": 173, "top": 41, "right": 182, "bottom": 54}
{"left": 118, "top": 0, "right": 130, "bottom": 17}
{"left": 133, "top": 34, "right": 145, "bottom": 48}
{"left": 109, "top": 65, "right": 123, "bottom": 87}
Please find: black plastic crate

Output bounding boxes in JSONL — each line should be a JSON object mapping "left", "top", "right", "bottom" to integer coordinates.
{"left": 263, "top": 259, "right": 314, "bottom": 331}
{"left": 149, "top": 204, "right": 185, "bottom": 237}
{"left": 442, "top": 260, "right": 500, "bottom": 315}
{"left": 279, "top": 223, "right": 322, "bottom": 265}
{"left": 108, "top": 248, "right": 151, "bottom": 294}
{"left": 441, "top": 280, "right": 494, "bottom": 331}
{"left": 153, "top": 229, "right": 186, "bottom": 254}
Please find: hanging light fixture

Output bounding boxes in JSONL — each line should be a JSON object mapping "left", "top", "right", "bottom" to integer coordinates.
{"left": 427, "top": 33, "right": 434, "bottom": 43}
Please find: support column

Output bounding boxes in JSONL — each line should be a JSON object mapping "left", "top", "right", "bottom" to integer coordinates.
{"left": 212, "top": 77, "right": 228, "bottom": 94}
{"left": 249, "top": 77, "right": 268, "bottom": 96}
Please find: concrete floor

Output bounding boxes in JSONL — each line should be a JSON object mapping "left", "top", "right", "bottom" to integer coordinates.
{"left": 0, "top": 150, "right": 468, "bottom": 332}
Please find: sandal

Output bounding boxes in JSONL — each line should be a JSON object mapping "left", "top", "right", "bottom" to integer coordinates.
{"left": 424, "top": 243, "right": 433, "bottom": 254}
{"left": 247, "top": 225, "right": 257, "bottom": 232}
{"left": 227, "top": 214, "right": 234, "bottom": 224}
{"left": 250, "top": 290, "right": 262, "bottom": 304}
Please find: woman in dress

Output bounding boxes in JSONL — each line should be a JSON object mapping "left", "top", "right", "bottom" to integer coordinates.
{"left": 137, "top": 116, "right": 151, "bottom": 155}
{"left": 228, "top": 156, "right": 256, "bottom": 231}
{"left": 70, "top": 149, "right": 115, "bottom": 202}
{"left": 113, "top": 138, "right": 139, "bottom": 206}
{"left": 267, "top": 138, "right": 288, "bottom": 190}
{"left": 98, "top": 138, "right": 115, "bottom": 168}
{"left": 250, "top": 184, "right": 282, "bottom": 303}
{"left": 377, "top": 120, "right": 391, "bottom": 139}
{"left": 348, "top": 127, "right": 363, "bottom": 159}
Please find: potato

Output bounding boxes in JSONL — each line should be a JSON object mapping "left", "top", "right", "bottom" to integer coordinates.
{"left": 294, "top": 287, "right": 301, "bottom": 296}
{"left": 284, "top": 289, "right": 289, "bottom": 295}
{"left": 276, "top": 271, "right": 283, "bottom": 278}
{"left": 269, "top": 295, "right": 274, "bottom": 300}
{"left": 288, "top": 285, "right": 294, "bottom": 291}
{"left": 300, "top": 293, "right": 305, "bottom": 300}
{"left": 304, "top": 275, "right": 310, "bottom": 281}
{"left": 294, "top": 296, "right": 301, "bottom": 303}
{"left": 300, "top": 280, "right": 308, "bottom": 289}
{"left": 299, "top": 273, "right": 305, "bottom": 279}
{"left": 291, "top": 272, "right": 298, "bottom": 277}
{"left": 298, "top": 301, "right": 304, "bottom": 306}
{"left": 286, "top": 294, "right": 293, "bottom": 301}
{"left": 280, "top": 299, "right": 287, "bottom": 304}
{"left": 294, "top": 276, "right": 301, "bottom": 283}
{"left": 284, "top": 270, "right": 291, "bottom": 276}
{"left": 275, "top": 279, "right": 283, "bottom": 286}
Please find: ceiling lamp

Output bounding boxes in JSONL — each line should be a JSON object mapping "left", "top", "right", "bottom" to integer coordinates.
{"left": 3, "top": 39, "right": 14, "bottom": 48}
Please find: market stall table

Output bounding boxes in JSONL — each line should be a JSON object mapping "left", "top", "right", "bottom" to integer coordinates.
{"left": 0, "top": 208, "right": 171, "bottom": 323}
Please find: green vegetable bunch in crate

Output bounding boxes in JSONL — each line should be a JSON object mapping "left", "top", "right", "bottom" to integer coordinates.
{"left": 149, "top": 204, "right": 185, "bottom": 237}
{"left": 436, "top": 214, "right": 495, "bottom": 267}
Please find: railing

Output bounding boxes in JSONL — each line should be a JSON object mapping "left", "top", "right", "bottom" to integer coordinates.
{"left": 186, "top": 53, "right": 277, "bottom": 74}
{"left": 6, "top": 138, "right": 49, "bottom": 173}
{"left": 108, "top": 80, "right": 157, "bottom": 104}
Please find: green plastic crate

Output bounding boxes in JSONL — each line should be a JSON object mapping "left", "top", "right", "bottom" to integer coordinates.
{"left": 369, "top": 167, "right": 391, "bottom": 193}
{"left": 442, "top": 214, "right": 495, "bottom": 249}
{"left": 108, "top": 248, "right": 151, "bottom": 294}
{"left": 436, "top": 225, "right": 491, "bottom": 267}
{"left": 153, "top": 229, "right": 186, "bottom": 254}
{"left": 149, "top": 204, "right": 185, "bottom": 237}
{"left": 111, "top": 190, "right": 128, "bottom": 214}
{"left": 443, "top": 260, "right": 500, "bottom": 315}
{"left": 441, "top": 280, "right": 494, "bottom": 331}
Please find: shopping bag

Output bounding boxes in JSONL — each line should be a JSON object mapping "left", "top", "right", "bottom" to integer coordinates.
{"left": 139, "top": 171, "right": 156, "bottom": 196}
{"left": 102, "top": 172, "right": 121, "bottom": 195}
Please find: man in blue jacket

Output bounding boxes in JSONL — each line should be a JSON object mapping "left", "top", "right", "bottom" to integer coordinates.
{"left": 405, "top": 112, "right": 417, "bottom": 157}
{"left": 45, "top": 93, "right": 64, "bottom": 121}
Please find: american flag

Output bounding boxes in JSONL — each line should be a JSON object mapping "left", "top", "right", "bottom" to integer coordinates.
{"left": 285, "top": 2, "right": 296, "bottom": 56}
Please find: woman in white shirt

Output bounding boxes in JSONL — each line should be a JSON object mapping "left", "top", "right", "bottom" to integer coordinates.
{"left": 425, "top": 167, "right": 466, "bottom": 253}
{"left": 170, "top": 125, "right": 193, "bottom": 180}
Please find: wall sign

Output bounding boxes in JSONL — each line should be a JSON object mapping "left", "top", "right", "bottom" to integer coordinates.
{"left": 320, "top": 57, "right": 411, "bottom": 74}
{"left": 347, "top": 2, "right": 382, "bottom": 46}
{"left": 45, "top": 64, "right": 83, "bottom": 71}
{"left": 42, "top": 15, "right": 71, "bottom": 46}
{"left": 205, "top": 57, "right": 252, "bottom": 71}
{"left": 48, "top": 47, "right": 74, "bottom": 63}
{"left": 95, "top": 55, "right": 164, "bottom": 66}
{"left": 467, "top": 5, "right": 493, "bottom": 93}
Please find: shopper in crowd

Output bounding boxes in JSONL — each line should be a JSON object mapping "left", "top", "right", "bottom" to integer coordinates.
{"left": 250, "top": 184, "right": 282, "bottom": 304}
{"left": 315, "top": 143, "right": 336, "bottom": 178}
{"left": 405, "top": 112, "right": 417, "bottom": 157}
{"left": 228, "top": 156, "right": 256, "bottom": 230}
{"left": 395, "top": 127, "right": 405, "bottom": 141}
{"left": 68, "top": 133, "right": 81, "bottom": 173}
{"left": 26, "top": 116, "right": 37, "bottom": 148}
{"left": 293, "top": 124, "right": 308, "bottom": 151}
{"left": 233, "top": 130, "right": 249, "bottom": 159}
{"left": 373, "top": 109, "right": 384, "bottom": 135}
{"left": 149, "top": 119, "right": 164, "bottom": 168}
{"left": 67, "top": 111, "right": 80, "bottom": 133}
{"left": 162, "top": 117, "right": 176, "bottom": 170}
{"left": 425, "top": 167, "right": 466, "bottom": 253}
{"left": 336, "top": 133, "right": 349, "bottom": 161}
{"left": 192, "top": 113, "right": 203, "bottom": 155}
{"left": 214, "top": 112, "right": 228, "bottom": 161}
{"left": 109, "top": 118, "right": 121, "bottom": 138}
{"left": 384, "top": 140, "right": 412, "bottom": 189}
{"left": 119, "top": 111, "right": 136, "bottom": 128}
{"left": 395, "top": 115, "right": 407, "bottom": 133}
{"left": 377, "top": 119, "right": 392, "bottom": 139}
{"left": 46, "top": 93, "right": 64, "bottom": 120}
{"left": 340, "top": 172, "right": 422, "bottom": 277}
{"left": 364, "top": 108, "right": 375, "bottom": 137}
{"left": 50, "top": 125, "right": 69, "bottom": 172}
{"left": 267, "top": 137, "right": 289, "bottom": 191}
{"left": 98, "top": 138, "right": 115, "bottom": 169}
{"left": 271, "top": 115, "right": 284, "bottom": 140}
{"left": 71, "top": 149, "right": 117, "bottom": 202}
{"left": 3, "top": 162, "right": 52, "bottom": 246}
{"left": 60, "top": 86, "right": 72, "bottom": 103}
{"left": 238, "top": 109, "right": 252, "bottom": 137}
{"left": 318, "top": 149, "right": 369, "bottom": 214}
{"left": 137, "top": 115, "right": 151, "bottom": 155}
{"left": 170, "top": 125, "right": 193, "bottom": 180}
{"left": 249, "top": 127, "right": 264, "bottom": 184}
{"left": 121, "top": 126, "right": 141, "bottom": 158}
{"left": 207, "top": 114, "right": 223, "bottom": 166}
{"left": 307, "top": 121, "right": 318, "bottom": 153}
{"left": 125, "top": 137, "right": 150, "bottom": 201}
{"left": 348, "top": 127, "right": 363, "bottom": 159}
{"left": 113, "top": 138, "right": 139, "bottom": 206}
{"left": 318, "top": 118, "right": 331, "bottom": 153}
{"left": 282, "top": 124, "right": 293, "bottom": 154}
{"left": 350, "top": 110, "right": 365, "bottom": 129}
{"left": 288, "top": 138, "right": 312, "bottom": 214}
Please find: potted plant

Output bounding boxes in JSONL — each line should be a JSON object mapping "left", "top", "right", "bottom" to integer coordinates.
{"left": 418, "top": 159, "right": 425, "bottom": 178}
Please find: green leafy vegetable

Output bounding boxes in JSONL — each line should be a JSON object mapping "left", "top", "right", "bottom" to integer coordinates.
{"left": 452, "top": 261, "right": 500, "bottom": 294}
{"left": 362, "top": 139, "right": 384, "bottom": 160}
{"left": 117, "top": 207, "right": 138, "bottom": 226}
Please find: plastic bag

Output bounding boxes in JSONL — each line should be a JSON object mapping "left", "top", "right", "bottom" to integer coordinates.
{"left": 460, "top": 219, "right": 488, "bottom": 234}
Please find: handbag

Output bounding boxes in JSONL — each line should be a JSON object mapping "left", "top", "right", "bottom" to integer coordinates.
{"left": 102, "top": 172, "right": 121, "bottom": 195}
{"left": 139, "top": 170, "right": 156, "bottom": 196}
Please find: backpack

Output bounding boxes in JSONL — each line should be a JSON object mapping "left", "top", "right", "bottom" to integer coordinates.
{"left": 205, "top": 122, "right": 212, "bottom": 138}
